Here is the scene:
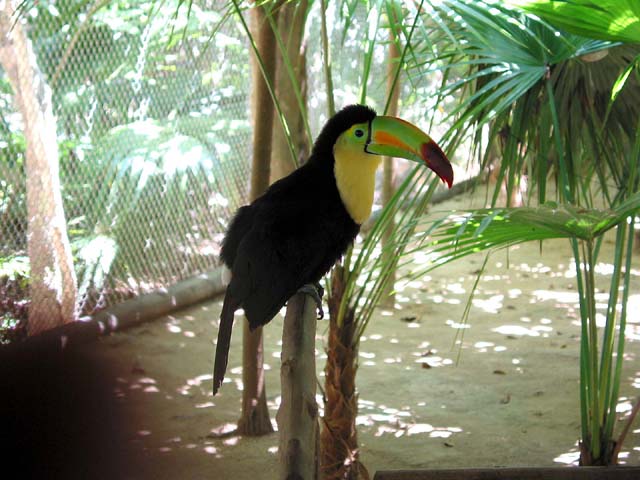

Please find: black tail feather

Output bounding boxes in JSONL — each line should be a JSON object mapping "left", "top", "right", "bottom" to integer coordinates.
{"left": 213, "top": 293, "right": 237, "bottom": 395}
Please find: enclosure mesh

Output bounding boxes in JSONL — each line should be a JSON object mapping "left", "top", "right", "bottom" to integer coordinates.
{"left": 0, "top": 0, "right": 430, "bottom": 335}
{"left": 0, "top": 1, "right": 251, "bottom": 331}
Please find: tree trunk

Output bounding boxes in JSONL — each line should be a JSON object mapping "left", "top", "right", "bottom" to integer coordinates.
{"left": 271, "top": 0, "right": 310, "bottom": 181}
{"left": 320, "top": 0, "right": 335, "bottom": 117}
{"left": 380, "top": 28, "right": 401, "bottom": 308}
{"left": 0, "top": 2, "right": 78, "bottom": 336}
{"left": 277, "top": 291, "right": 319, "bottom": 480}
{"left": 237, "top": 1, "right": 282, "bottom": 437}
{"left": 321, "top": 266, "right": 368, "bottom": 480}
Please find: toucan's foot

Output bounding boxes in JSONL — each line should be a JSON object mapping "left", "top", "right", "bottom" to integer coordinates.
{"left": 297, "top": 283, "right": 325, "bottom": 320}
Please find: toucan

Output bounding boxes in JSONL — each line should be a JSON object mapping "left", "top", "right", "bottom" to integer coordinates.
{"left": 213, "top": 104, "right": 452, "bottom": 394}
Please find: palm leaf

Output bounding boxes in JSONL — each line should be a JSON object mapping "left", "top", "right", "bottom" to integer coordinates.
{"left": 412, "top": 192, "right": 640, "bottom": 276}
{"left": 509, "top": 0, "right": 640, "bottom": 44}
{"left": 409, "top": 0, "right": 640, "bottom": 209}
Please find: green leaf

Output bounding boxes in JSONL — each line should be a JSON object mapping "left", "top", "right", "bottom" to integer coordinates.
{"left": 415, "top": 194, "right": 640, "bottom": 276}
{"left": 509, "top": 0, "right": 640, "bottom": 44}
{"left": 611, "top": 53, "right": 640, "bottom": 103}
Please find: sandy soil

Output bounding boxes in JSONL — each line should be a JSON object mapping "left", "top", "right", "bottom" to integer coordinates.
{"left": 6, "top": 190, "right": 640, "bottom": 479}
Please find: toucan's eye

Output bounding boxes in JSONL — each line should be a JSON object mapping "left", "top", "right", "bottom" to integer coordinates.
{"left": 354, "top": 129, "right": 365, "bottom": 138}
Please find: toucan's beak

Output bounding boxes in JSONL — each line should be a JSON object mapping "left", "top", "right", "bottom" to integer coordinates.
{"left": 366, "top": 116, "right": 453, "bottom": 188}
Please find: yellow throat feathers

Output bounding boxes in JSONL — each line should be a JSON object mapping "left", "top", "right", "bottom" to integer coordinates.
{"left": 333, "top": 141, "right": 381, "bottom": 225}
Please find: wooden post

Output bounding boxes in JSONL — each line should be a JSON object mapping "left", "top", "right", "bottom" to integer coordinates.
{"left": 373, "top": 467, "right": 640, "bottom": 480}
{"left": 277, "top": 291, "right": 319, "bottom": 480}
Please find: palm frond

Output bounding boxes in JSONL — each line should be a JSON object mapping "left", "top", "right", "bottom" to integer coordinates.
{"left": 407, "top": 0, "right": 640, "bottom": 207}
{"left": 509, "top": 0, "right": 640, "bottom": 44}
{"left": 411, "top": 192, "right": 640, "bottom": 277}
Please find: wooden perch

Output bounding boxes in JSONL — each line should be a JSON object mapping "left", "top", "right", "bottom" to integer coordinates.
{"left": 277, "top": 290, "right": 320, "bottom": 480}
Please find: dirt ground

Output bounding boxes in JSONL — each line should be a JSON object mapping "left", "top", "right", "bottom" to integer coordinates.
{"left": 5, "top": 189, "right": 640, "bottom": 479}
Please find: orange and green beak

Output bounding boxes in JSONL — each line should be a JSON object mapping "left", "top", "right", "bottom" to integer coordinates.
{"left": 365, "top": 116, "right": 453, "bottom": 188}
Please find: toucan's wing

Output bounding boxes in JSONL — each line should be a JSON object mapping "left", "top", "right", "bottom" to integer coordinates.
{"left": 220, "top": 205, "right": 255, "bottom": 268}
{"left": 226, "top": 186, "right": 358, "bottom": 330}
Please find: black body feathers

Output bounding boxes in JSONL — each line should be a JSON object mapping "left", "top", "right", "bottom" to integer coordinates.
{"left": 213, "top": 105, "right": 376, "bottom": 394}
{"left": 220, "top": 161, "right": 359, "bottom": 328}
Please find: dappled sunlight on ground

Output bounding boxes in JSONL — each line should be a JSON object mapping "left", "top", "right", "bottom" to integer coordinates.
{"left": 355, "top": 397, "right": 463, "bottom": 441}
{"left": 78, "top": 198, "right": 640, "bottom": 478}
{"left": 553, "top": 448, "right": 581, "bottom": 465}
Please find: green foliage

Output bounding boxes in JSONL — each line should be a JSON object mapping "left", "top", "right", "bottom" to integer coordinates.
{"left": 412, "top": 0, "right": 640, "bottom": 207}
{"left": 0, "top": 255, "right": 30, "bottom": 343}
{"left": 0, "top": 255, "right": 30, "bottom": 284}
{"left": 1, "top": 0, "right": 255, "bottom": 314}
{"left": 413, "top": 193, "right": 640, "bottom": 274}
{"left": 409, "top": 0, "right": 640, "bottom": 465}
{"left": 0, "top": 0, "right": 251, "bottom": 338}
{"left": 73, "top": 234, "right": 118, "bottom": 313}
{"left": 66, "top": 116, "right": 249, "bottom": 285}
{"left": 417, "top": 194, "right": 639, "bottom": 463}
{"left": 509, "top": 0, "right": 640, "bottom": 44}
{"left": 0, "top": 77, "right": 27, "bottom": 254}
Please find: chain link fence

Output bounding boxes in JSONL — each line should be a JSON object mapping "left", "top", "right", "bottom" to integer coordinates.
{"left": 0, "top": 0, "right": 437, "bottom": 338}
{"left": 1, "top": 1, "right": 252, "bottom": 336}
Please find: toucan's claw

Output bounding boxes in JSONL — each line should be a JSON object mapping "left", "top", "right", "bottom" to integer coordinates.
{"left": 297, "top": 283, "right": 325, "bottom": 319}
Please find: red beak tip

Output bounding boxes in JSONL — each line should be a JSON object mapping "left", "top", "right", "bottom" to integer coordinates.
{"left": 422, "top": 141, "right": 454, "bottom": 189}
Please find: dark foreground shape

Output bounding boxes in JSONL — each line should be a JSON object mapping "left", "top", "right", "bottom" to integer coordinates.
{"left": 374, "top": 467, "right": 640, "bottom": 480}
{"left": 0, "top": 343, "right": 137, "bottom": 479}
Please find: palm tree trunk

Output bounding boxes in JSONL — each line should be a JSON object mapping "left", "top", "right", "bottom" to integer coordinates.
{"left": 321, "top": 266, "right": 367, "bottom": 480}
{"left": 237, "top": 1, "right": 282, "bottom": 436}
{"left": 0, "top": 1, "right": 78, "bottom": 335}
